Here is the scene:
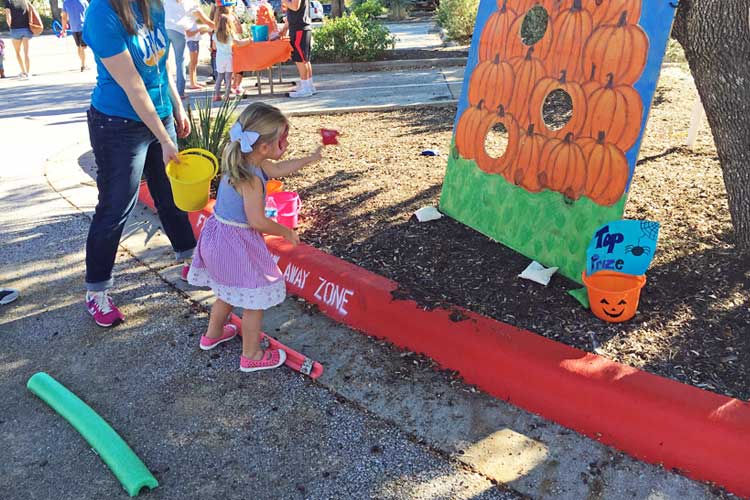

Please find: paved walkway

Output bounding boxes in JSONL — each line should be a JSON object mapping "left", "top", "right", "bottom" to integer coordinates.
{"left": 385, "top": 21, "right": 444, "bottom": 50}
{"left": 0, "top": 33, "right": 726, "bottom": 500}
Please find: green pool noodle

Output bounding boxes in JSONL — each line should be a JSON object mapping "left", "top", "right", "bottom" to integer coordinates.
{"left": 26, "top": 372, "right": 158, "bottom": 497}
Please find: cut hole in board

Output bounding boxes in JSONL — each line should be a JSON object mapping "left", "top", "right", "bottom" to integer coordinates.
{"left": 520, "top": 6, "right": 549, "bottom": 46}
{"left": 542, "top": 89, "right": 573, "bottom": 131}
{"left": 485, "top": 122, "right": 510, "bottom": 159}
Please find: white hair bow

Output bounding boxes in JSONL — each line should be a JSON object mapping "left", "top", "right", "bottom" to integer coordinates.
{"left": 229, "top": 122, "right": 260, "bottom": 153}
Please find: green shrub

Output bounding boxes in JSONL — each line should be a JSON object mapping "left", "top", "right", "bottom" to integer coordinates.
{"left": 436, "top": 0, "right": 479, "bottom": 44}
{"left": 352, "top": 0, "right": 385, "bottom": 20}
{"left": 312, "top": 14, "right": 395, "bottom": 63}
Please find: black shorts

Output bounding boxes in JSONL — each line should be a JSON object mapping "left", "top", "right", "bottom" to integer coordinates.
{"left": 72, "top": 31, "right": 87, "bottom": 48}
{"left": 290, "top": 30, "right": 311, "bottom": 63}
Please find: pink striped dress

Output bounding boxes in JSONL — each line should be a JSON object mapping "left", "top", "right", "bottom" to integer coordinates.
{"left": 187, "top": 166, "right": 286, "bottom": 310}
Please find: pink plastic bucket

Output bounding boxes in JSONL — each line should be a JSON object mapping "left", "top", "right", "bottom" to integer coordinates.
{"left": 267, "top": 191, "right": 301, "bottom": 228}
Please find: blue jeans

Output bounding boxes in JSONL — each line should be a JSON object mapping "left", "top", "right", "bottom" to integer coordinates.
{"left": 167, "top": 29, "right": 186, "bottom": 96}
{"left": 85, "top": 107, "right": 196, "bottom": 291}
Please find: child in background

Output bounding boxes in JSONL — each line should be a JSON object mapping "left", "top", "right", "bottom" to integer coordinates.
{"left": 187, "top": 102, "right": 323, "bottom": 372}
{"left": 185, "top": 23, "right": 208, "bottom": 89}
{"left": 0, "top": 39, "right": 5, "bottom": 78}
{"left": 212, "top": 8, "right": 250, "bottom": 101}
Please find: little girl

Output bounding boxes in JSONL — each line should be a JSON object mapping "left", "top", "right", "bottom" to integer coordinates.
{"left": 188, "top": 102, "right": 322, "bottom": 372}
{"left": 212, "top": 8, "right": 250, "bottom": 101}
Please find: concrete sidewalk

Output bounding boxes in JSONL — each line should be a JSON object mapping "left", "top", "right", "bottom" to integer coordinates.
{"left": 188, "top": 66, "right": 464, "bottom": 112}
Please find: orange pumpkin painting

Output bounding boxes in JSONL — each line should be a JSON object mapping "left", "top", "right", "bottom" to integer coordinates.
{"left": 455, "top": 0, "right": 649, "bottom": 207}
{"left": 579, "top": 131, "right": 630, "bottom": 206}
{"left": 513, "top": 123, "right": 547, "bottom": 192}
{"left": 478, "top": 0, "right": 517, "bottom": 62}
{"left": 528, "top": 70, "right": 588, "bottom": 139}
{"left": 455, "top": 100, "right": 493, "bottom": 162}
{"left": 581, "top": 11, "right": 649, "bottom": 85}
{"left": 477, "top": 106, "right": 522, "bottom": 178}
{"left": 547, "top": 0, "right": 593, "bottom": 81}
{"left": 468, "top": 55, "right": 516, "bottom": 111}
{"left": 582, "top": 72, "right": 643, "bottom": 151}
{"left": 588, "top": 0, "right": 642, "bottom": 26}
{"left": 507, "top": 47, "right": 547, "bottom": 128}
{"left": 549, "top": 0, "right": 641, "bottom": 24}
{"left": 503, "top": 7, "right": 554, "bottom": 60}
{"left": 538, "top": 133, "right": 587, "bottom": 200}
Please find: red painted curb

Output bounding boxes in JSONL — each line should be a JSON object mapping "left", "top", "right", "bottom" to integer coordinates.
{"left": 139, "top": 184, "right": 750, "bottom": 497}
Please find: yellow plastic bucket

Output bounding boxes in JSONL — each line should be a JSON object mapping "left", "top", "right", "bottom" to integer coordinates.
{"left": 166, "top": 148, "right": 219, "bottom": 212}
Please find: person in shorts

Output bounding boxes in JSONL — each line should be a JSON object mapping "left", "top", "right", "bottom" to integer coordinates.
{"left": 282, "top": 0, "right": 315, "bottom": 98}
{"left": 3, "top": 0, "right": 33, "bottom": 79}
{"left": 61, "top": 0, "right": 90, "bottom": 71}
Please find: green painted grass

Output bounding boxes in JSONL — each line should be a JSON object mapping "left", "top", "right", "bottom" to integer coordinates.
{"left": 439, "top": 145, "right": 627, "bottom": 283}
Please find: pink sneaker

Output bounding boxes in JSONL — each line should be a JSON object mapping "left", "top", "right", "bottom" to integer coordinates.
{"left": 180, "top": 262, "right": 190, "bottom": 282}
{"left": 240, "top": 348, "right": 287, "bottom": 372}
{"left": 85, "top": 291, "right": 124, "bottom": 327}
{"left": 199, "top": 323, "right": 239, "bottom": 350}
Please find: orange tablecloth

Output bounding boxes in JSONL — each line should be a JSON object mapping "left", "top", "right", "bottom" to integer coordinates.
{"left": 232, "top": 39, "right": 292, "bottom": 72}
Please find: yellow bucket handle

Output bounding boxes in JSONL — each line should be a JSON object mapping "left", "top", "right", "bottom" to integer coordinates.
{"left": 178, "top": 148, "right": 219, "bottom": 180}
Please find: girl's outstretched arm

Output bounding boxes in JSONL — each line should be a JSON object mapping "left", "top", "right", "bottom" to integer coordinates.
{"left": 241, "top": 177, "right": 300, "bottom": 246}
{"left": 262, "top": 146, "right": 323, "bottom": 178}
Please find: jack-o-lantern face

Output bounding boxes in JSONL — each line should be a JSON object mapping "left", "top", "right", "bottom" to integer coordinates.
{"left": 600, "top": 298, "right": 627, "bottom": 319}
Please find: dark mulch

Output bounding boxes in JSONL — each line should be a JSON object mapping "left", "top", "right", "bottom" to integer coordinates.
{"left": 280, "top": 66, "right": 750, "bottom": 401}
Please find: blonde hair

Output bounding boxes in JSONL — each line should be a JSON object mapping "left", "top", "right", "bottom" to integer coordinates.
{"left": 222, "top": 102, "right": 288, "bottom": 186}
{"left": 214, "top": 9, "right": 236, "bottom": 44}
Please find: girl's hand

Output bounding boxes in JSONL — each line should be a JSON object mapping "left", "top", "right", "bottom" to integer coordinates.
{"left": 161, "top": 140, "right": 180, "bottom": 168}
{"left": 285, "top": 228, "right": 300, "bottom": 247}
{"left": 175, "top": 105, "right": 191, "bottom": 139}
{"left": 308, "top": 146, "right": 323, "bottom": 164}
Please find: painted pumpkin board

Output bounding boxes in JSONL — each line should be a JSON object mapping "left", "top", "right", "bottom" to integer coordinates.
{"left": 439, "top": 0, "right": 677, "bottom": 282}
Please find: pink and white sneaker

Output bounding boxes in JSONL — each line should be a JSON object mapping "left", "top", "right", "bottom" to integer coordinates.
{"left": 199, "top": 323, "right": 239, "bottom": 351}
{"left": 240, "top": 348, "right": 287, "bottom": 373}
{"left": 85, "top": 291, "right": 124, "bottom": 327}
{"left": 180, "top": 262, "right": 190, "bottom": 282}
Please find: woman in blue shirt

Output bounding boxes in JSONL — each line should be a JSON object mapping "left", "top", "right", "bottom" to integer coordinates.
{"left": 82, "top": 0, "right": 196, "bottom": 327}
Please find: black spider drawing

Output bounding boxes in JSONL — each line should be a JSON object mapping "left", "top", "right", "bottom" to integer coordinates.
{"left": 625, "top": 244, "right": 651, "bottom": 257}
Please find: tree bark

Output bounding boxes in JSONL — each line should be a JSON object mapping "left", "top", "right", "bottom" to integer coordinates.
{"left": 672, "top": 0, "right": 750, "bottom": 252}
{"left": 330, "top": 0, "right": 345, "bottom": 17}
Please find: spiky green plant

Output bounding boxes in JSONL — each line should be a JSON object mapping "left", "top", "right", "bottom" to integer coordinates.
{"left": 179, "top": 93, "right": 241, "bottom": 193}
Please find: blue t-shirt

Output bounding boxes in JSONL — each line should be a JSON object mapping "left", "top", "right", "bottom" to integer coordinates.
{"left": 83, "top": 0, "right": 172, "bottom": 121}
{"left": 62, "top": 0, "right": 88, "bottom": 32}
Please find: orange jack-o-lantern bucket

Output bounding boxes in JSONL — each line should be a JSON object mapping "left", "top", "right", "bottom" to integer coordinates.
{"left": 581, "top": 271, "right": 646, "bottom": 323}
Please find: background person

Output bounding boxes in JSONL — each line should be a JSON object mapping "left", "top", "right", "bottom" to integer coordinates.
{"left": 0, "top": 38, "right": 5, "bottom": 78}
{"left": 283, "top": 0, "right": 314, "bottom": 98}
{"left": 211, "top": 5, "right": 249, "bottom": 101}
{"left": 3, "top": 0, "right": 33, "bottom": 79}
{"left": 82, "top": 0, "right": 196, "bottom": 327}
{"left": 165, "top": 0, "right": 201, "bottom": 98}
{"left": 61, "top": 0, "right": 90, "bottom": 71}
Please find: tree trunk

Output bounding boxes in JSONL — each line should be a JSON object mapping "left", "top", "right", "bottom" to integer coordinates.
{"left": 672, "top": 0, "right": 750, "bottom": 252}
{"left": 330, "top": 0, "right": 345, "bottom": 17}
{"left": 47, "top": 0, "right": 61, "bottom": 22}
